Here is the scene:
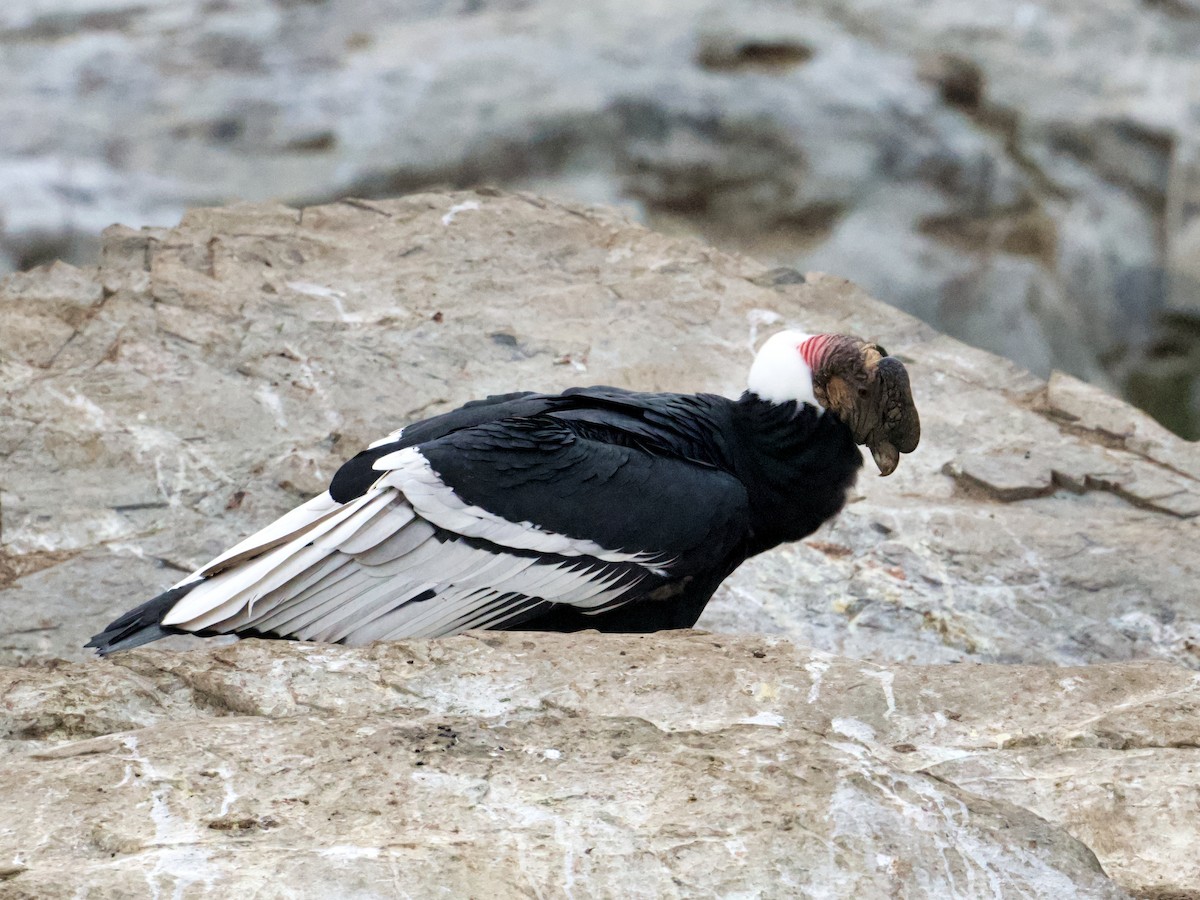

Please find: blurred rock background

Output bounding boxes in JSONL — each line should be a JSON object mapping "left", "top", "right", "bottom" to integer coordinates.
{"left": 2, "top": 0, "right": 1199, "bottom": 437}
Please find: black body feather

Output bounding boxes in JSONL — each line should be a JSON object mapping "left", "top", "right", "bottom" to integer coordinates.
{"left": 89, "top": 386, "right": 862, "bottom": 652}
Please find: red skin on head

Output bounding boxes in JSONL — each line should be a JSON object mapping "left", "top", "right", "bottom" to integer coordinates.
{"left": 798, "top": 334, "right": 833, "bottom": 370}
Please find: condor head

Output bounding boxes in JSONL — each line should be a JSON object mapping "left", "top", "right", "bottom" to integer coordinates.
{"left": 806, "top": 335, "right": 920, "bottom": 475}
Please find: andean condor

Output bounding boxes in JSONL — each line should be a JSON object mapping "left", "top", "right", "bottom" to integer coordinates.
{"left": 88, "top": 330, "right": 920, "bottom": 655}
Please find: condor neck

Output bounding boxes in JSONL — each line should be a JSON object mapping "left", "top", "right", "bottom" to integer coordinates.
{"left": 731, "top": 391, "right": 862, "bottom": 553}
{"left": 734, "top": 392, "right": 823, "bottom": 454}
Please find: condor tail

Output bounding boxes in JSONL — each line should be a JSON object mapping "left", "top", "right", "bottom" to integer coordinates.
{"left": 86, "top": 582, "right": 199, "bottom": 656}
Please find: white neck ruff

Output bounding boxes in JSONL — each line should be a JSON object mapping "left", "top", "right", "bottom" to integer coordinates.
{"left": 747, "top": 329, "right": 820, "bottom": 408}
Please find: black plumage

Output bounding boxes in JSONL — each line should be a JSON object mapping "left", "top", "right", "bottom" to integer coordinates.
{"left": 88, "top": 331, "right": 919, "bottom": 655}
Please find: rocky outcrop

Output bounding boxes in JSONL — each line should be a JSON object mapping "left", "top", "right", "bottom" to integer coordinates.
{"left": 8, "top": 631, "right": 1199, "bottom": 898}
{"left": 3, "top": 0, "right": 1199, "bottom": 435}
{"left": 2, "top": 190, "right": 1197, "bottom": 673}
{"left": 1, "top": 189, "right": 1198, "bottom": 895}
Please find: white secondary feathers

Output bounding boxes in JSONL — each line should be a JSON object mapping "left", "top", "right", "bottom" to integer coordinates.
{"left": 747, "top": 329, "right": 820, "bottom": 408}
{"left": 366, "top": 425, "right": 405, "bottom": 449}
{"left": 159, "top": 446, "right": 658, "bottom": 643}
{"left": 372, "top": 446, "right": 668, "bottom": 568}
{"left": 190, "top": 490, "right": 344, "bottom": 579}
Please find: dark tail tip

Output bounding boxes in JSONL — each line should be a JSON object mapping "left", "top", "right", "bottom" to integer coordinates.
{"left": 86, "top": 581, "right": 200, "bottom": 656}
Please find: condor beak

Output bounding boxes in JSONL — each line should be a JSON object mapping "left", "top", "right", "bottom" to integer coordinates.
{"left": 871, "top": 440, "right": 901, "bottom": 477}
{"left": 863, "top": 354, "right": 920, "bottom": 476}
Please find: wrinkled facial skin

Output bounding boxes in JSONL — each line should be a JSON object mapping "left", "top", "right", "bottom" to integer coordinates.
{"left": 811, "top": 338, "right": 921, "bottom": 475}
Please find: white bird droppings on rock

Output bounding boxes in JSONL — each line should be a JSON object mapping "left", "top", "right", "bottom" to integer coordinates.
{"left": 441, "top": 200, "right": 480, "bottom": 226}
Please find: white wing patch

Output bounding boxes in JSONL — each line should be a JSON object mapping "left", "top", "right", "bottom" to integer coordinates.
{"left": 367, "top": 426, "right": 405, "bottom": 449}
{"left": 373, "top": 447, "right": 670, "bottom": 570}
{"left": 159, "top": 448, "right": 664, "bottom": 643}
{"left": 189, "top": 490, "right": 344, "bottom": 580}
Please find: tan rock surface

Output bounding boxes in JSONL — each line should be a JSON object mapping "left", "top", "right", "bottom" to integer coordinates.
{"left": 4, "top": 190, "right": 1197, "bottom": 670}
{"left": 2, "top": 191, "right": 1199, "bottom": 896}
{"left": 2, "top": 633, "right": 1173, "bottom": 898}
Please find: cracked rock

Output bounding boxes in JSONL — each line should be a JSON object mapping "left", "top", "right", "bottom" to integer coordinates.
{"left": 942, "top": 452, "right": 1055, "bottom": 502}
{"left": 1, "top": 190, "right": 1198, "bottom": 674}
{"left": 0, "top": 633, "right": 1172, "bottom": 897}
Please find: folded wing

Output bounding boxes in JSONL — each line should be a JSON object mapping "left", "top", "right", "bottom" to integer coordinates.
{"left": 153, "top": 414, "right": 748, "bottom": 645}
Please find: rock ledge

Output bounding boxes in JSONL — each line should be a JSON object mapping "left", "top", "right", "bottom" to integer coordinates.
{"left": 6, "top": 632, "right": 1197, "bottom": 898}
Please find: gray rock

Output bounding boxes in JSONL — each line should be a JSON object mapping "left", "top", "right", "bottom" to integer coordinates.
{"left": 0, "top": 190, "right": 1197, "bottom": 677}
{"left": 0, "top": 632, "right": 1167, "bottom": 898}
{"left": 3, "top": 0, "right": 1200, "bottom": 432}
